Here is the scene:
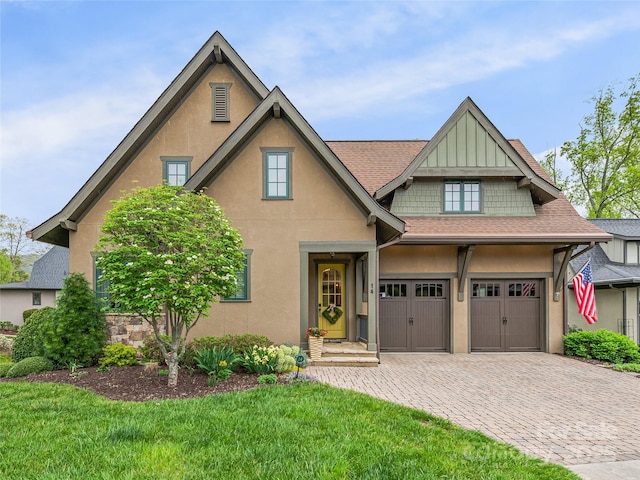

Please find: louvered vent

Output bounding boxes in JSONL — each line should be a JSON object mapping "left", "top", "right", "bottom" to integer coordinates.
{"left": 210, "top": 83, "right": 231, "bottom": 121}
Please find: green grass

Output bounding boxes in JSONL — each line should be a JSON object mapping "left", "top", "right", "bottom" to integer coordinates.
{"left": 0, "top": 382, "right": 578, "bottom": 479}
{"left": 613, "top": 363, "right": 640, "bottom": 372}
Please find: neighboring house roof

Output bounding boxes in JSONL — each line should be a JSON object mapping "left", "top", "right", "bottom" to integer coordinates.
{"left": 570, "top": 220, "right": 640, "bottom": 287}
{"left": 31, "top": 31, "right": 270, "bottom": 248}
{"left": 0, "top": 246, "right": 69, "bottom": 290}
{"left": 587, "top": 219, "right": 640, "bottom": 240}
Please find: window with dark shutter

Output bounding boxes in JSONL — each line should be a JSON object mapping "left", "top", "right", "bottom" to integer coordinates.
{"left": 210, "top": 82, "right": 231, "bottom": 121}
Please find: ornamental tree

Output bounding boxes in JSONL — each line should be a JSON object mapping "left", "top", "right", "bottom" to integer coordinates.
{"left": 96, "top": 185, "right": 244, "bottom": 387}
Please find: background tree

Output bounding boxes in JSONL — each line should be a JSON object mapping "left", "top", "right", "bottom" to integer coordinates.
{"left": 560, "top": 74, "right": 640, "bottom": 218}
{"left": 539, "top": 148, "right": 568, "bottom": 192}
{"left": 0, "top": 252, "right": 13, "bottom": 284}
{"left": 0, "top": 214, "right": 48, "bottom": 281}
{"left": 97, "top": 185, "right": 244, "bottom": 387}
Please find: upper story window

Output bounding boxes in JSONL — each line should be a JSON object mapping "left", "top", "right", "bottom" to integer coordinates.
{"left": 32, "top": 292, "right": 41, "bottom": 306}
{"left": 161, "top": 156, "right": 192, "bottom": 187}
{"left": 262, "top": 148, "right": 294, "bottom": 199}
{"left": 444, "top": 180, "right": 480, "bottom": 213}
{"left": 210, "top": 82, "right": 232, "bottom": 121}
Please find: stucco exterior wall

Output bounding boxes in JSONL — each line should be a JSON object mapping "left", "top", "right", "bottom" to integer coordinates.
{"left": 0, "top": 290, "right": 57, "bottom": 326}
{"left": 379, "top": 244, "right": 561, "bottom": 353}
{"left": 187, "top": 118, "right": 375, "bottom": 344}
{"left": 69, "top": 62, "right": 261, "bottom": 278}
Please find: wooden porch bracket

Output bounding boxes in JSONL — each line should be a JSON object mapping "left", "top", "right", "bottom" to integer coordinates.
{"left": 553, "top": 244, "right": 578, "bottom": 302}
{"left": 273, "top": 101, "right": 281, "bottom": 119}
{"left": 403, "top": 177, "right": 413, "bottom": 189}
{"left": 59, "top": 219, "right": 77, "bottom": 231}
{"left": 457, "top": 245, "right": 476, "bottom": 301}
{"left": 517, "top": 177, "right": 532, "bottom": 189}
{"left": 367, "top": 213, "right": 377, "bottom": 226}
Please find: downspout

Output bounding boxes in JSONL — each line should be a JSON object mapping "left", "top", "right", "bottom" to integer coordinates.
{"left": 376, "top": 234, "right": 403, "bottom": 363}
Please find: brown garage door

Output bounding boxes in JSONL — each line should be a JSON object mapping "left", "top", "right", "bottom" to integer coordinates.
{"left": 470, "top": 280, "right": 542, "bottom": 352}
{"left": 379, "top": 280, "right": 449, "bottom": 352}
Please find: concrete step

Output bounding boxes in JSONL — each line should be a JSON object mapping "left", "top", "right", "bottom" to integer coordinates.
{"left": 321, "top": 342, "right": 376, "bottom": 357}
{"left": 311, "top": 355, "right": 379, "bottom": 367}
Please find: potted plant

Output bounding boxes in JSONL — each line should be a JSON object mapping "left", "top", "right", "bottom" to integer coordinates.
{"left": 305, "top": 327, "right": 328, "bottom": 361}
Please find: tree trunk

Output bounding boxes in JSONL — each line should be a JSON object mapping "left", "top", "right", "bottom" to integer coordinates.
{"left": 167, "top": 354, "right": 179, "bottom": 387}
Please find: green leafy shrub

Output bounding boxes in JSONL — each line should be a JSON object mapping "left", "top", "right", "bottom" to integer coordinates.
{"left": 12, "top": 307, "right": 53, "bottom": 362}
{"left": 194, "top": 346, "right": 239, "bottom": 378}
{"left": 41, "top": 273, "right": 108, "bottom": 367}
{"left": 240, "top": 345, "right": 279, "bottom": 374}
{"left": 564, "top": 329, "right": 640, "bottom": 364}
{"left": 0, "top": 354, "right": 11, "bottom": 363}
{"left": 191, "top": 334, "right": 272, "bottom": 355}
{"left": 100, "top": 343, "right": 138, "bottom": 367}
{"left": 613, "top": 363, "right": 640, "bottom": 372}
{"left": 258, "top": 374, "right": 277, "bottom": 384}
{"left": 6, "top": 356, "right": 54, "bottom": 378}
{"left": 0, "top": 362, "right": 12, "bottom": 377}
{"left": 275, "top": 344, "right": 306, "bottom": 373}
{"left": 22, "top": 309, "right": 39, "bottom": 323}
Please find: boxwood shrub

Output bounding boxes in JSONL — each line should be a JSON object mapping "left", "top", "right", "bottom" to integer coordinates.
{"left": 6, "top": 356, "right": 54, "bottom": 378}
{"left": 190, "top": 334, "right": 272, "bottom": 355}
{"left": 12, "top": 307, "right": 54, "bottom": 363}
{"left": 100, "top": 343, "right": 138, "bottom": 367}
{"left": 564, "top": 329, "right": 640, "bottom": 364}
{"left": 0, "top": 362, "right": 12, "bottom": 377}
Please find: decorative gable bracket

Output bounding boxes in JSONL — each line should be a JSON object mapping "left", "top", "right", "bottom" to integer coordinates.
{"left": 553, "top": 244, "right": 579, "bottom": 301}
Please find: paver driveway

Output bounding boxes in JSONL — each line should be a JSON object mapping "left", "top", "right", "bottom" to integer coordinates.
{"left": 308, "top": 353, "right": 640, "bottom": 466}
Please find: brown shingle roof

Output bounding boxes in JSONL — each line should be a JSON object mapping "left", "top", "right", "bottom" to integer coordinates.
{"left": 326, "top": 140, "right": 427, "bottom": 195}
{"left": 326, "top": 139, "right": 611, "bottom": 244}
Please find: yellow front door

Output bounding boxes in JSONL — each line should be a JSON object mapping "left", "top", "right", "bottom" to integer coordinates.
{"left": 318, "top": 263, "right": 346, "bottom": 338}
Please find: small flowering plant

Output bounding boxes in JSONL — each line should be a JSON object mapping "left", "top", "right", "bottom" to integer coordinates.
{"left": 240, "top": 345, "right": 279, "bottom": 374}
{"left": 305, "top": 327, "right": 329, "bottom": 338}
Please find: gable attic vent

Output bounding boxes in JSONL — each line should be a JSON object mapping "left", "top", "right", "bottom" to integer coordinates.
{"left": 210, "top": 82, "right": 232, "bottom": 122}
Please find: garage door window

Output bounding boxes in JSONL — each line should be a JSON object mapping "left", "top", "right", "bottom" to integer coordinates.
{"left": 472, "top": 282, "right": 500, "bottom": 297}
{"left": 380, "top": 283, "right": 406, "bottom": 298}
{"left": 415, "top": 283, "right": 445, "bottom": 297}
{"left": 509, "top": 282, "right": 538, "bottom": 297}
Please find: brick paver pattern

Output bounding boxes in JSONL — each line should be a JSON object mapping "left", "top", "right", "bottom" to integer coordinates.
{"left": 308, "top": 353, "right": 640, "bottom": 466}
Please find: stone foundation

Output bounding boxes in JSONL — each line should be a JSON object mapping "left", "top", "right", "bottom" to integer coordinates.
{"left": 105, "top": 313, "right": 165, "bottom": 348}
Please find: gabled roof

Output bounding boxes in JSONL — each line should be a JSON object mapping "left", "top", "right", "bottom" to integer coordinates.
{"left": 185, "top": 88, "right": 405, "bottom": 244}
{"left": 374, "top": 97, "right": 560, "bottom": 204}
{"left": 330, "top": 138, "right": 611, "bottom": 245}
{"left": 570, "top": 244, "right": 640, "bottom": 287}
{"left": 0, "top": 246, "right": 68, "bottom": 290}
{"left": 31, "top": 32, "right": 269, "bottom": 247}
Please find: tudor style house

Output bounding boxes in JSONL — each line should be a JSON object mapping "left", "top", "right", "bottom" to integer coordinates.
{"left": 30, "top": 32, "right": 610, "bottom": 357}
{"left": 569, "top": 219, "right": 640, "bottom": 344}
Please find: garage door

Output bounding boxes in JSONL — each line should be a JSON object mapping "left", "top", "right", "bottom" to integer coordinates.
{"left": 470, "top": 280, "right": 542, "bottom": 352}
{"left": 379, "top": 280, "right": 449, "bottom": 352}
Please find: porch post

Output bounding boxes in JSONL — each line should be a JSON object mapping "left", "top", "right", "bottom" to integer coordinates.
{"left": 299, "top": 250, "right": 309, "bottom": 349}
{"left": 366, "top": 247, "right": 377, "bottom": 352}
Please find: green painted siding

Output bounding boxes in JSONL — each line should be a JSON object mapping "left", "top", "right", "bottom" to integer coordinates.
{"left": 422, "top": 112, "right": 516, "bottom": 169}
{"left": 391, "top": 179, "right": 535, "bottom": 216}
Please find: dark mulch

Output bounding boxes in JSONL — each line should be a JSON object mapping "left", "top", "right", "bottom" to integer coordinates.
{"left": 0, "top": 365, "right": 281, "bottom": 402}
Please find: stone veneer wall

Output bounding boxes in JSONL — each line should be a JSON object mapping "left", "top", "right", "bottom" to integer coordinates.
{"left": 105, "top": 313, "right": 166, "bottom": 348}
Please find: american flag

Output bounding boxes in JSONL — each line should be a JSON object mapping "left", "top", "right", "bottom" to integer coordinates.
{"left": 572, "top": 260, "right": 597, "bottom": 324}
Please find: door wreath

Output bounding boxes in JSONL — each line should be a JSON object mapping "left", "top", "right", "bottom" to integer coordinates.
{"left": 322, "top": 304, "right": 343, "bottom": 324}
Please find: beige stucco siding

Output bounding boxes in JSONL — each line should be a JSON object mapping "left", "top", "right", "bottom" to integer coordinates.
{"left": 69, "top": 63, "right": 260, "bottom": 276}
{"left": 380, "top": 244, "right": 562, "bottom": 353}
{"left": 189, "top": 118, "right": 375, "bottom": 344}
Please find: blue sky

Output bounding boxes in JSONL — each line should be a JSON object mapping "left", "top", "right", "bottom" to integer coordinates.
{"left": 1, "top": 1, "right": 639, "bottom": 228}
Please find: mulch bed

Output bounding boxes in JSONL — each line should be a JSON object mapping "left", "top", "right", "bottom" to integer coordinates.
{"left": 0, "top": 365, "right": 282, "bottom": 402}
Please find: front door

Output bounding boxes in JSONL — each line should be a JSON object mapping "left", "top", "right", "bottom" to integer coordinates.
{"left": 318, "top": 263, "right": 347, "bottom": 338}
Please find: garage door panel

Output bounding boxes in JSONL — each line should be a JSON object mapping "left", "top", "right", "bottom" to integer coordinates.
{"left": 413, "top": 299, "right": 448, "bottom": 352}
{"left": 471, "top": 299, "right": 503, "bottom": 352}
{"left": 505, "top": 298, "right": 540, "bottom": 351}
{"left": 471, "top": 280, "right": 542, "bottom": 352}
{"left": 380, "top": 300, "right": 409, "bottom": 351}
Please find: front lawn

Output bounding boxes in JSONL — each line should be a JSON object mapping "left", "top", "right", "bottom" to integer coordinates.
{"left": 0, "top": 382, "right": 577, "bottom": 479}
